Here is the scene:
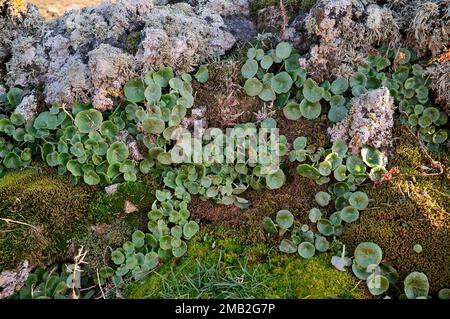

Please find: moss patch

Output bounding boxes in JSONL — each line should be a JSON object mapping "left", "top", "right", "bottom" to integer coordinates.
{"left": 87, "top": 181, "right": 156, "bottom": 224}
{"left": 341, "top": 126, "right": 450, "bottom": 294}
{"left": 0, "top": 168, "right": 94, "bottom": 271}
{"left": 124, "top": 226, "right": 370, "bottom": 299}
{"left": 0, "top": 168, "right": 156, "bottom": 273}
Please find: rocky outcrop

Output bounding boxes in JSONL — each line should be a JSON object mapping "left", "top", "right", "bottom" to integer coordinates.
{"left": 1, "top": 0, "right": 250, "bottom": 110}
{"left": 288, "top": 0, "right": 449, "bottom": 81}
{"left": 328, "top": 88, "right": 395, "bottom": 155}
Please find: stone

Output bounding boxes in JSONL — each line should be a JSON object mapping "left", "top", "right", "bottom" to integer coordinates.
{"left": 0, "top": 260, "right": 32, "bottom": 299}
{"left": 327, "top": 88, "right": 395, "bottom": 155}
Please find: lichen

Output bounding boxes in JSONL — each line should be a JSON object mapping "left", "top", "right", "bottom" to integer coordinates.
{"left": 2, "top": 0, "right": 237, "bottom": 110}
{"left": 327, "top": 88, "right": 395, "bottom": 155}
{"left": 424, "top": 61, "right": 450, "bottom": 111}
{"left": 13, "top": 93, "right": 37, "bottom": 122}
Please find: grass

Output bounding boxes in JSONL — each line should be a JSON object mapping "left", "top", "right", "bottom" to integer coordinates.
{"left": 124, "top": 226, "right": 370, "bottom": 299}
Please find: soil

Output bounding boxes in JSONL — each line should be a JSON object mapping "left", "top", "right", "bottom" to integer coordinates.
{"left": 30, "top": 0, "right": 110, "bottom": 19}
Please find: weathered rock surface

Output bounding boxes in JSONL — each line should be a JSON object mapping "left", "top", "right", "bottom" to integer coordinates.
{"left": 1, "top": 0, "right": 252, "bottom": 110}
{"left": 289, "top": 0, "right": 449, "bottom": 81}
{"left": 0, "top": 260, "right": 32, "bottom": 299}
{"left": 328, "top": 88, "right": 395, "bottom": 155}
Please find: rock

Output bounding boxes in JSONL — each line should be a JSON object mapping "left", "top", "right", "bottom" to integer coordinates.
{"left": 255, "top": 6, "right": 283, "bottom": 33}
{"left": 104, "top": 183, "right": 120, "bottom": 194}
{"left": 0, "top": 260, "right": 32, "bottom": 299}
{"left": 2, "top": 0, "right": 238, "bottom": 110}
{"left": 124, "top": 200, "right": 139, "bottom": 214}
{"left": 14, "top": 94, "right": 37, "bottom": 122}
{"left": 425, "top": 60, "right": 450, "bottom": 111}
{"left": 116, "top": 130, "right": 145, "bottom": 161}
{"left": 327, "top": 88, "right": 395, "bottom": 155}
{"left": 0, "top": 84, "right": 5, "bottom": 95}
{"left": 223, "top": 15, "right": 256, "bottom": 45}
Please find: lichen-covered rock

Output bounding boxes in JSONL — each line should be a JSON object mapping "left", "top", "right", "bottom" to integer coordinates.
{"left": 14, "top": 93, "right": 37, "bottom": 122}
{"left": 115, "top": 130, "right": 145, "bottom": 161}
{"left": 2, "top": 0, "right": 238, "bottom": 110}
{"left": 396, "top": 0, "right": 449, "bottom": 58}
{"left": 327, "top": 88, "right": 395, "bottom": 155}
{"left": 296, "top": 0, "right": 401, "bottom": 81}
{"left": 88, "top": 44, "right": 136, "bottom": 111}
{"left": 0, "top": 260, "right": 31, "bottom": 299}
{"left": 425, "top": 61, "right": 450, "bottom": 111}
{"left": 293, "top": 0, "right": 448, "bottom": 81}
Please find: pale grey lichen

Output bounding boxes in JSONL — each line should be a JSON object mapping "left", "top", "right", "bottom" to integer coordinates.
{"left": 298, "top": 0, "right": 401, "bottom": 81}
{"left": 0, "top": 260, "right": 31, "bottom": 299}
{"left": 14, "top": 93, "right": 37, "bottom": 122}
{"left": 88, "top": 44, "right": 136, "bottom": 111}
{"left": 1, "top": 0, "right": 238, "bottom": 110}
{"left": 425, "top": 61, "right": 450, "bottom": 111}
{"left": 328, "top": 88, "right": 395, "bottom": 155}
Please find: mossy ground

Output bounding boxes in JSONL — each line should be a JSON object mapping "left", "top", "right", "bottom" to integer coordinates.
{"left": 341, "top": 125, "right": 450, "bottom": 294}
{"left": 124, "top": 226, "right": 370, "bottom": 299}
{"left": 0, "top": 167, "right": 155, "bottom": 273}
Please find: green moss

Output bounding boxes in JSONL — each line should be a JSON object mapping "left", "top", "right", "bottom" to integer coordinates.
{"left": 87, "top": 181, "right": 155, "bottom": 224}
{"left": 341, "top": 126, "right": 450, "bottom": 294}
{"left": 124, "top": 226, "right": 369, "bottom": 299}
{"left": 0, "top": 168, "right": 95, "bottom": 271}
{"left": 125, "top": 32, "right": 141, "bottom": 55}
{"left": 0, "top": 168, "right": 156, "bottom": 273}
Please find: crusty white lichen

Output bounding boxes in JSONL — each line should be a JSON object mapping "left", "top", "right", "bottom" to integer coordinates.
{"left": 14, "top": 93, "right": 37, "bottom": 122}
{"left": 2, "top": 0, "right": 238, "bottom": 110}
{"left": 425, "top": 61, "right": 450, "bottom": 110}
{"left": 88, "top": 44, "right": 136, "bottom": 111}
{"left": 299, "top": 0, "right": 401, "bottom": 81}
{"left": 328, "top": 88, "right": 395, "bottom": 155}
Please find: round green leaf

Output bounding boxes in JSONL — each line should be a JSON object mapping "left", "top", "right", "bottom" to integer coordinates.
{"left": 303, "top": 78, "right": 324, "bottom": 103}
{"left": 349, "top": 191, "right": 369, "bottom": 210}
{"left": 183, "top": 221, "right": 199, "bottom": 239}
{"left": 279, "top": 239, "right": 297, "bottom": 254}
{"left": 275, "top": 42, "right": 292, "bottom": 60}
{"left": 341, "top": 205, "right": 360, "bottom": 223}
{"left": 315, "top": 191, "right": 331, "bottom": 207}
{"left": 308, "top": 208, "right": 322, "bottom": 223}
{"left": 142, "top": 117, "right": 165, "bottom": 134}
{"left": 271, "top": 72, "right": 293, "bottom": 94}
{"left": 266, "top": 169, "right": 286, "bottom": 190}
{"left": 296, "top": 164, "right": 321, "bottom": 180}
{"left": 367, "top": 274, "right": 390, "bottom": 296}
{"left": 74, "top": 109, "right": 103, "bottom": 134}
{"left": 244, "top": 78, "right": 263, "bottom": 96}
{"left": 298, "top": 241, "right": 315, "bottom": 259}
{"left": 354, "top": 242, "right": 383, "bottom": 268}
{"left": 276, "top": 210, "right": 294, "bottom": 229}
{"left": 124, "top": 79, "right": 145, "bottom": 102}
{"left": 144, "top": 83, "right": 162, "bottom": 104}
{"left": 317, "top": 219, "right": 334, "bottom": 236}
{"left": 283, "top": 102, "right": 301, "bottom": 120}
{"left": 361, "top": 145, "right": 385, "bottom": 168}
{"left": 330, "top": 77, "right": 349, "bottom": 95}
{"left": 404, "top": 272, "right": 429, "bottom": 299}
{"left": 107, "top": 141, "right": 129, "bottom": 164}
{"left": 300, "top": 99, "right": 321, "bottom": 119}
{"left": 241, "top": 59, "right": 258, "bottom": 79}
